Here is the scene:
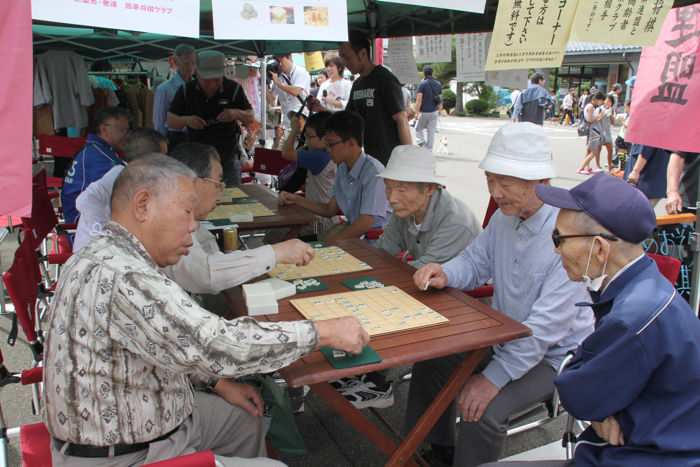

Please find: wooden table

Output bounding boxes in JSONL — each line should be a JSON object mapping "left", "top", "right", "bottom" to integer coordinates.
{"left": 221, "top": 184, "right": 314, "bottom": 235}
{"left": 224, "top": 239, "right": 530, "bottom": 466}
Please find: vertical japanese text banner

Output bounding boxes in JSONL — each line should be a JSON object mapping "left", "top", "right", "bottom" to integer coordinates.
{"left": 626, "top": 6, "right": 700, "bottom": 153}
{"left": 0, "top": 0, "right": 31, "bottom": 218}
{"left": 415, "top": 35, "right": 452, "bottom": 63}
{"left": 569, "top": 0, "right": 674, "bottom": 46}
{"left": 385, "top": 38, "right": 421, "bottom": 85}
{"left": 486, "top": 0, "right": 580, "bottom": 71}
{"left": 456, "top": 33, "right": 491, "bottom": 82}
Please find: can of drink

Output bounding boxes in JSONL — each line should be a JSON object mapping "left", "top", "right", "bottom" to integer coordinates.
{"left": 223, "top": 226, "right": 239, "bottom": 252}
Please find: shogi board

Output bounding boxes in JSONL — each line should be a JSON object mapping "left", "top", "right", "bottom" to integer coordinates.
{"left": 268, "top": 246, "right": 372, "bottom": 280}
{"left": 207, "top": 202, "right": 275, "bottom": 220}
{"left": 290, "top": 286, "right": 449, "bottom": 336}
{"left": 221, "top": 187, "right": 248, "bottom": 199}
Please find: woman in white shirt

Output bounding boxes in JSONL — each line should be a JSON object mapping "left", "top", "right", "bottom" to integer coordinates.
{"left": 318, "top": 55, "right": 352, "bottom": 112}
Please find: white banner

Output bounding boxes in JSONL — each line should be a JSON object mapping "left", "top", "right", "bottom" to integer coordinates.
{"left": 485, "top": 70, "right": 529, "bottom": 89}
{"left": 456, "top": 33, "right": 490, "bottom": 82}
{"left": 384, "top": 38, "right": 421, "bottom": 85}
{"left": 414, "top": 35, "right": 452, "bottom": 63}
{"left": 212, "top": 0, "right": 348, "bottom": 41}
{"left": 379, "top": 0, "right": 486, "bottom": 14}
{"left": 31, "top": 0, "right": 200, "bottom": 38}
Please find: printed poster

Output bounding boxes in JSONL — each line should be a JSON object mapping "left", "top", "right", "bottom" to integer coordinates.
{"left": 456, "top": 33, "right": 491, "bottom": 82}
{"left": 485, "top": 0, "right": 580, "bottom": 71}
{"left": 213, "top": 0, "right": 348, "bottom": 42}
{"left": 384, "top": 38, "right": 421, "bottom": 85}
{"left": 415, "top": 35, "right": 452, "bottom": 63}
{"left": 379, "top": 0, "right": 486, "bottom": 14}
{"left": 569, "top": 0, "right": 674, "bottom": 46}
{"left": 31, "top": 0, "right": 200, "bottom": 38}
{"left": 626, "top": 6, "right": 700, "bottom": 153}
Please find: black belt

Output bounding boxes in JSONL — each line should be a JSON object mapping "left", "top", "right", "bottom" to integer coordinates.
{"left": 53, "top": 426, "right": 179, "bottom": 458}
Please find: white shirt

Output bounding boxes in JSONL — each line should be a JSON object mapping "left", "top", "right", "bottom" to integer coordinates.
{"left": 562, "top": 94, "right": 574, "bottom": 110}
{"left": 318, "top": 78, "right": 352, "bottom": 112}
{"left": 273, "top": 64, "right": 311, "bottom": 127}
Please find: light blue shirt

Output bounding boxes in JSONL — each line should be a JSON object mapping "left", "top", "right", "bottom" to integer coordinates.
{"left": 332, "top": 152, "right": 390, "bottom": 229}
{"left": 153, "top": 72, "right": 186, "bottom": 136}
{"left": 443, "top": 204, "right": 594, "bottom": 389}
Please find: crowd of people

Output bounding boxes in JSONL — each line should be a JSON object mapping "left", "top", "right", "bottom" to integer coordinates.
{"left": 41, "top": 29, "right": 700, "bottom": 467}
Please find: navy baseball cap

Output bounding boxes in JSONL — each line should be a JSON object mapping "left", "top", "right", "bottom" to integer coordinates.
{"left": 536, "top": 174, "right": 656, "bottom": 243}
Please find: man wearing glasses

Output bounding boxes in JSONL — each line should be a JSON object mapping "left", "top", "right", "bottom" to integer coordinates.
{"left": 410, "top": 123, "right": 594, "bottom": 467}
{"left": 167, "top": 143, "right": 315, "bottom": 295}
{"left": 483, "top": 174, "right": 700, "bottom": 466}
{"left": 62, "top": 106, "right": 132, "bottom": 223}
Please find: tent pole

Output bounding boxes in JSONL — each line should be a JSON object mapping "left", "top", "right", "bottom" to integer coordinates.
{"left": 260, "top": 57, "right": 268, "bottom": 147}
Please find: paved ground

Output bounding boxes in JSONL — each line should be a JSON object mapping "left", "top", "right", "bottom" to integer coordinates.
{"left": 0, "top": 116, "right": 600, "bottom": 466}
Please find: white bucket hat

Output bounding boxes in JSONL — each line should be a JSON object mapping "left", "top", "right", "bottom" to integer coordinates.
{"left": 479, "top": 122, "right": 556, "bottom": 180}
{"left": 379, "top": 145, "right": 440, "bottom": 184}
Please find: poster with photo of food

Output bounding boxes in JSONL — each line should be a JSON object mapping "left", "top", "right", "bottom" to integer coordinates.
{"left": 213, "top": 0, "right": 347, "bottom": 41}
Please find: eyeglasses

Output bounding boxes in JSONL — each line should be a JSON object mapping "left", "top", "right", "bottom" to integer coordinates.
{"left": 200, "top": 177, "right": 225, "bottom": 191}
{"left": 551, "top": 228, "right": 618, "bottom": 248}
{"left": 325, "top": 139, "right": 346, "bottom": 148}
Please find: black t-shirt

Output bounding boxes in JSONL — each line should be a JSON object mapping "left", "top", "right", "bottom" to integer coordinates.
{"left": 679, "top": 152, "right": 700, "bottom": 207}
{"left": 169, "top": 77, "right": 251, "bottom": 155}
{"left": 346, "top": 65, "right": 404, "bottom": 166}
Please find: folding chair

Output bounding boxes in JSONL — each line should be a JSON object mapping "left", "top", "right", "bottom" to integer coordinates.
{"left": 36, "top": 135, "right": 86, "bottom": 192}
{"left": 0, "top": 350, "right": 219, "bottom": 467}
{"left": 465, "top": 197, "right": 498, "bottom": 299}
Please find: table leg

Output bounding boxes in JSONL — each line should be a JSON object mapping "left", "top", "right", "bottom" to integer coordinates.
{"left": 310, "top": 382, "right": 418, "bottom": 467}
{"left": 386, "top": 348, "right": 489, "bottom": 467}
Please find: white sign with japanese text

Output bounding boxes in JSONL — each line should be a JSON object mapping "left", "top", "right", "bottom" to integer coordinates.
{"left": 456, "top": 33, "right": 490, "bottom": 82}
{"left": 379, "top": 0, "right": 486, "bottom": 14}
{"left": 384, "top": 38, "right": 421, "bottom": 84}
{"left": 570, "top": 0, "right": 674, "bottom": 46}
{"left": 414, "top": 35, "right": 452, "bottom": 63}
{"left": 31, "top": 0, "right": 200, "bottom": 38}
{"left": 485, "top": 69, "right": 529, "bottom": 89}
{"left": 485, "top": 0, "right": 580, "bottom": 70}
{"left": 212, "top": 0, "right": 348, "bottom": 41}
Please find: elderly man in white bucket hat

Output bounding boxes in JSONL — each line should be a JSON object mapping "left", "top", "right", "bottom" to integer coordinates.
{"left": 407, "top": 123, "right": 594, "bottom": 467}
{"left": 377, "top": 145, "right": 480, "bottom": 268}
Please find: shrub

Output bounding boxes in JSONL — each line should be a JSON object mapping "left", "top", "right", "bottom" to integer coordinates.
{"left": 441, "top": 89, "right": 456, "bottom": 111}
{"left": 465, "top": 99, "right": 489, "bottom": 115}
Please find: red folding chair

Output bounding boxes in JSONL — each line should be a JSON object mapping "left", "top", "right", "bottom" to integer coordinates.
{"left": 252, "top": 148, "right": 290, "bottom": 177}
{"left": 37, "top": 135, "right": 86, "bottom": 192}
{"left": 647, "top": 253, "right": 682, "bottom": 284}
{"left": 0, "top": 350, "right": 216, "bottom": 467}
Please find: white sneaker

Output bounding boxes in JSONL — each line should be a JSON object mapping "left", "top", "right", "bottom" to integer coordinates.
{"left": 341, "top": 380, "right": 395, "bottom": 409}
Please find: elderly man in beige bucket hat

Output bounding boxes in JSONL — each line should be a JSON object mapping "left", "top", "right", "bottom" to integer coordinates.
{"left": 407, "top": 123, "right": 594, "bottom": 467}
{"left": 377, "top": 145, "right": 480, "bottom": 268}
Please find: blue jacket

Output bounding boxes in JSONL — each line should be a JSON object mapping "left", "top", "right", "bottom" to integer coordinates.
{"left": 61, "top": 134, "right": 123, "bottom": 223}
{"left": 513, "top": 84, "right": 549, "bottom": 125}
{"left": 555, "top": 255, "right": 700, "bottom": 467}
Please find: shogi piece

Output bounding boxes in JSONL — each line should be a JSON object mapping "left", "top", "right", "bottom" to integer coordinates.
{"left": 290, "top": 286, "right": 448, "bottom": 336}
{"left": 268, "top": 246, "right": 372, "bottom": 280}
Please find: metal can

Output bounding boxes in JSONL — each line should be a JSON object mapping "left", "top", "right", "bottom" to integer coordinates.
{"left": 223, "top": 226, "right": 239, "bottom": 252}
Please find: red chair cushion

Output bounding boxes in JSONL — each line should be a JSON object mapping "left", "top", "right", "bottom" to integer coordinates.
{"left": 252, "top": 148, "right": 289, "bottom": 176}
{"left": 647, "top": 253, "right": 681, "bottom": 284}
{"left": 365, "top": 228, "right": 383, "bottom": 240}
{"left": 37, "top": 135, "right": 85, "bottom": 159}
{"left": 47, "top": 234, "right": 72, "bottom": 265}
{"left": 19, "top": 423, "right": 52, "bottom": 467}
{"left": 466, "top": 285, "right": 494, "bottom": 299}
{"left": 21, "top": 367, "right": 43, "bottom": 386}
{"left": 143, "top": 450, "right": 216, "bottom": 467}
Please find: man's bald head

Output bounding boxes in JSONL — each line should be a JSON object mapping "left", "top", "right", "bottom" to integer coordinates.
{"left": 111, "top": 154, "right": 199, "bottom": 266}
{"left": 111, "top": 154, "right": 195, "bottom": 212}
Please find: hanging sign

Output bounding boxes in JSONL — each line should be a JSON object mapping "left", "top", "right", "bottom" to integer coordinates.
{"left": 626, "top": 6, "right": 700, "bottom": 153}
{"left": 213, "top": 0, "right": 348, "bottom": 42}
{"left": 456, "top": 33, "right": 490, "bottom": 82}
{"left": 384, "top": 37, "right": 421, "bottom": 85}
{"left": 485, "top": 0, "right": 580, "bottom": 71}
{"left": 569, "top": 0, "right": 674, "bottom": 46}
{"left": 31, "top": 0, "right": 201, "bottom": 38}
{"left": 415, "top": 35, "right": 452, "bottom": 63}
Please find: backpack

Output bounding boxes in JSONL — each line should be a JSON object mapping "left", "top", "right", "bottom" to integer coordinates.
{"left": 430, "top": 79, "right": 442, "bottom": 106}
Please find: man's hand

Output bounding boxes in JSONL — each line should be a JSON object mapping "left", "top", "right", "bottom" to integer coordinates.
{"left": 627, "top": 170, "right": 640, "bottom": 186}
{"left": 315, "top": 316, "right": 370, "bottom": 355}
{"left": 270, "top": 72, "right": 280, "bottom": 85}
{"left": 592, "top": 416, "right": 625, "bottom": 446}
{"left": 213, "top": 379, "right": 264, "bottom": 417}
{"left": 187, "top": 115, "right": 207, "bottom": 130}
{"left": 272, "top": 239, "right": 314, "bottom": 266}
{"left": 217, "top": 109, "right": 242, "bottom": 123}
{"left": 413, "top": 263, "right": 448, "bottom": 291}
{"left": 457, "top": 374, "right": 500, "bottom": 423}
{"left": 666, "top": 190, "right": 683, "bottom": 214}
{"left": 278, "top": 191, "right": 301, "bottom": 206}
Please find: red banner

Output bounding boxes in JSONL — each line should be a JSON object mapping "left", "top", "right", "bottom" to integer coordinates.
{"left": 0, "top": 0, "right": 32, "bottom": 218}
{"left": 626, "top": 5, "right": 700, "bottom": 153}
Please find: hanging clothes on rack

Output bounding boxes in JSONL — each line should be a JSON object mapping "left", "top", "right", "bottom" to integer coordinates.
{"left": 34, "top": 50, "right": 94, "bottom": 130}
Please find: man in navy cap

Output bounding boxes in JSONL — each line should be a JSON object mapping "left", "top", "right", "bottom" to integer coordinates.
{"left": 481, "top": 174, "right": 700, "bottom": 466}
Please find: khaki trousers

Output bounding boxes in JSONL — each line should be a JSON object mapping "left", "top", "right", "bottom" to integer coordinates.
{"left": 51, "top": 391, "right": 285, "bottom": 467}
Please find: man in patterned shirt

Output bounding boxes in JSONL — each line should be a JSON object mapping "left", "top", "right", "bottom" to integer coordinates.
{"left": 44, "top": 154, "right": 369, "bottom": 466}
